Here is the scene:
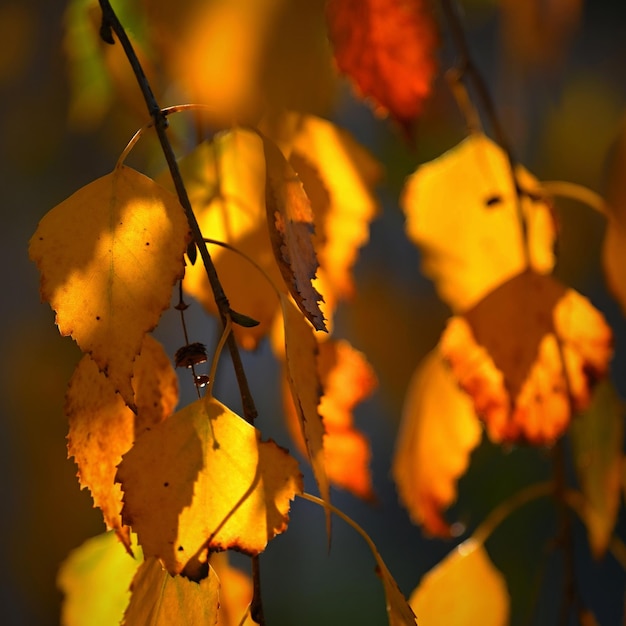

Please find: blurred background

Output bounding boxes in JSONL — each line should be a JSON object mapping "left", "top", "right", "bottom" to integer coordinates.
{"left": 2, "top": 0, "right": 626, "bottom": 623}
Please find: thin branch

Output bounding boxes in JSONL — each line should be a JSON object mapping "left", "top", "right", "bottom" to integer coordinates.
{"left": 98, "top": 0, "right": 257, "bottom": 425}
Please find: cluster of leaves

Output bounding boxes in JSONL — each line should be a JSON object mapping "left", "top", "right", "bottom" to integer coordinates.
{"left": 29, "top": 0, "right": 626, "bottom": 624}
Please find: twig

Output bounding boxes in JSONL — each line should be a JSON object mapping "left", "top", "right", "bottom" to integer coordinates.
{"left": 98, "top": 0, "right": 257, "bottom": 426}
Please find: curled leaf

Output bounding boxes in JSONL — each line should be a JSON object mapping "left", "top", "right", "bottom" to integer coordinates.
{"left": 117, "top": 395, "right": 303, "bottom": 575}
{"left": 392, "top": 350, "right": 481, "bottom": 537}
{"left": 29, "top": 165, "right": 189, "bottom": 406}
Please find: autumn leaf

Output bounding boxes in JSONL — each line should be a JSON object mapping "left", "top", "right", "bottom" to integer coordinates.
{"left": 58, "top": 531, "right": 141, "bottom": 626}
{"left": 66, "top": 335, "right": 177, "bottom": 544}
{"left": 29, "top": 165, "right": 190, "bottom": 407}
{"left": 284, "top": 337, "right": 377, "bottom": 500}
{"left": 278, "top": 293, "right": 330, "bottom": 528}
{"left": 211, "top": 552, "right": 256, "bottom": 626}
{"left": 117, "top": 394, "right": 303, "bottom": 575}
{"left": 441, "top": 271, "right": 612, "bottom": 444}
{"left": 570, "top": 381, "right": 624, "bottom": 558}
{"left": 409, "top": 539, "right": 509, "bottom": 625}
{"left": 123, "top": 558, "right": 219, "bottom": 626}
{"left": 326, "top": 0, "right": 438, "bottom": 136}
{"left": 402, "top": 133, "right": 556, "bottom": 312}
{"left": 392, "top": 349, "right": 482, "bottom": 537}
{"left": 263, "top": 134, "right": 326, "bottom": 331}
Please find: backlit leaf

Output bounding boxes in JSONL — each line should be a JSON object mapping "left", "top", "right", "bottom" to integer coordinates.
{"left": 279, "top": 293, "right": 330, "bottom": 527}
{"left": 58, "top": 531, "right": 141, "bottom": 626}
{"left": 264, "top": 134, "right": 326, "bottom": 331}
{"left": 117, "top": 395, "right": 303, "bottom": 575}
{"left": 123, "top": 558, "right": 219, "bottom": 626}
{"left": 441, "top": 273, "right": 612, "bottom": 444}
{"left": 211, "top": 552, "right": 256, "bottom": 626}
{"left": 326, "top": 0, "right": 438, "bottom": 136}
{"left": 392, "top": 350, "right": 482, "bottom": 537}
{"left": 570, "top": 381, "right": 624, "bottom": 558}
{"left": 284, "top": 338, "right": 377, "bottom": 499}
{"left": 66, "top": 335, "right": 177, "bottom": 544}
{"left": 402, "top": 133, "right": 556, "bottom": 312}
{"left": 379, "top": 560, "right": 419, "bottom": 626}
{"left": 409, "top": 539, "right": 509, "bottom": 625}
{"left": 29, "top": 165, "right": 190, "bottom": 407}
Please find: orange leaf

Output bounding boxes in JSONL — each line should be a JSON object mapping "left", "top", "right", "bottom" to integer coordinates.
{"left": 116, "top": 395, "right": 303, "bottom": 575}
{"left": 409, "top": 539, "right": 509, "bottom": 625}
{"left": 402, "top": 134, "right": 556, "bottom": 312}
{"left": 123, "top": 558, "right": 219, "bottom": 625}
{"left": 392, "top": 350, "right": 482, "bottom": 537}
{"left": 211, "top": 552, "right": 257, "bottom": 626}
{"left": 441, "top": 271, "right": 612, "bottom": 444}
{"left": 326, "top": 0, "right": 438, "bottom": 136}
{"left": 570, "top": 381, "right": 624, "bottom": 559}
{"left": 29, "top": 165, "right": 189, "bottom": 406}
{"left": 66, "top": 335, "right": 177, "bottom": 546}
{"left": 264, "top": 134, "right": 326, "bottom": 332}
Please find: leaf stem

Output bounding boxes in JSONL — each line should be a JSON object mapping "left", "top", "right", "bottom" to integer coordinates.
{"left": 541, "top": 181, "right": 608, "bottom": 216}
{"left": 98, "top": 0, "right": 257, "bottom": 425}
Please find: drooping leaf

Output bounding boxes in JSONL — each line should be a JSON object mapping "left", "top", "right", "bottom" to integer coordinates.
{"left": 123, "top": 557, "right": 219, "bottom": 626}
{"left": 409, "top": 539, "right": 509, "bottom": 625}
{"left": 278, "top": 293, "right": 330, "bottom": 529}
{"left": 263, "top": 134, "right": 326, "bottom": 331}
{"left": 66, "top": 335, "right": 178, "bottom": 544}
{"left": 392, "top": 350, "right": 482, "bottom": 537}
{"left": 117, "top": 395, "right": 303, "bottom": 575}
{"left": 570, "top": 380, "right": 624, "bottom": 558}
{"left": 326, "top": 0, "right": 438, "bottom": 136}
{"left": 29, "top": 165, "right": 190, "bottom": 407}
{"left": 402, "top": 133, "right": 556, "bottom": 312}
{"left": 57, "top": 531, "right": 142, "bottom": 626}
{"left": 176, "top": 130, "right": 284, "bottom": 349}
{"left": 211, "top": 552, "right": 256, "bottom": 626}
{"left": 284, "top": 337, "right": 377, "bottom": 500}
{"left": 379, "top": 559, "right": 419, "bottom": 626}
{"left": 441, "top": 273, "right": 612, "bottom": 444}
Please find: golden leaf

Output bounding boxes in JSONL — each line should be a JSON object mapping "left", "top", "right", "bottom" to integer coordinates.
{"left": 58, "top": 531, "right": 141, "bottom": 626}
{"left": 117, "top": 395, "right": 303, "bottom": 575}
{"left": 392, "top": 350, "right": 482, "bottom": 537}
{"left": 264, "top": 134, "right": 326, "bottom": 331}
{"left": 409, "top": 539, "right": 509, "bottom": 625}
{"left": 326, "top": 0, "right": 438, "bottom": 136}
{"left": 123, "top": 558, "right": 219, "bottom": 626}
{"left": 29, "top": 165, "right": 189, "bottom": 407}
{"left": 402, "top": 134, "right": 556, "bottom": 312}
{"left": 570, "top": 381, "right": 624, "bottom": 558}
{"left": 66, "top": 335, "right": 177, "bottom": 545}
{"left": 441, "top": 272, "right": 612, "bottom": 444}
{"left": 211, "top": 552, "right": 257, "bottom": 626}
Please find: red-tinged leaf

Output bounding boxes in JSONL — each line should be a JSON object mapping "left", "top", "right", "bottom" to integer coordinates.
{"left": 117, "top": 395, "right": 303, "bottom": 575}
{"left": 264, "top": 135, "right": 327, "bottom": 332}
{"left": 392, "top": 350, "right": 482, "bottom": 537}
{"left": 29, "top": 165, "right": 190, "bottom": 407}
{"left": 326, "top": 0, "right": 438, "bottom": 136}
{"left": 409, "top": 539, "right": 510, "bottom": 625}
{"left": 441, "top": 272, "right": 612, "bottom": 445}
{"left": 279, "top": 293, "right": 331, "bottom": 530}
{"left": 123, "top": 558, "right": 219, "bottom": 626}
{"left": 66, "top": 335, "right": 178, "bottom": 545}
{"left": 570, "top": 381, "right": 624, "bottom": 559}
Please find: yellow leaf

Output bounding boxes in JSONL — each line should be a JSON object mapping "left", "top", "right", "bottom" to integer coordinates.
{"left": 57, "top": 531, "right": 141, "bottom": 626}
{"left": 178, "top": 130, "right": 283, "bottom": 349}
{"left": 279, "top": 293, "right": 330, "bottom": 528}
{"left": 29, "top": 165, "right": 190, "bottom": 407}
{"left": 211, "top": 552, "right": 257, "bottom": 626}
{"left": 123, "top": 558, "right": 219, "bottom": 626}
{"left": 392, "top": 350, "right": 481, "bottom": 536}
{"left": 401, "top": 133, "right": 556, "bottom": 312}
{"left": 66, "top": 335, "right": 178, "bottom": 544}
{"left": 117, "top": 395, "right": 303, "bottom": 575}
{"left": 409, "top": 539, "right": 509, "bottom": 625}
{"left": 441, "top": 273, "right": 612, "bottom": 444}
{"left": 570, "top": 381, "right": 624, "bottom": 558}
{"left": 264, "top": 134, "right": 326, "bottom": 331}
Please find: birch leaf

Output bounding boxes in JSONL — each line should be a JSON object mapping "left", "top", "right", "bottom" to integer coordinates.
{"left": 117, "top": 395, "right": 303, "bottom": 575}
{"left": 29, "top": 165, "right": 189, "bottom": 407}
